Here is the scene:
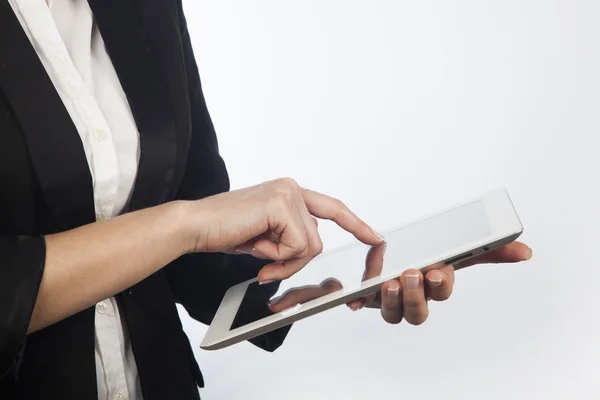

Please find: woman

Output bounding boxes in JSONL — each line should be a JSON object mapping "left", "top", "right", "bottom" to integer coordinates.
{"left": 0, "top": 0, "right": 532, "bottom": 398}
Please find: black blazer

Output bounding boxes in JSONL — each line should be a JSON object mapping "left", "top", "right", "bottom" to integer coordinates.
{"left": 0, "top": 0, "right": 290, "bottom": 398}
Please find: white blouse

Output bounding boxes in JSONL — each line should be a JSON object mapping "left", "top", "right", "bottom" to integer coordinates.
{"left": 8, "top": 0, "right": 143, "bottom": 399}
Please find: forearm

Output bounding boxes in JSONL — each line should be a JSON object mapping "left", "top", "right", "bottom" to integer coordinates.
{"left": 29, "top": 201, "right": 192, "bottom": 333}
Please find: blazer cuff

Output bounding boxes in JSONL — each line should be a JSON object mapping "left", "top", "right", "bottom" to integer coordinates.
{"left": 248, "top": 324, "right": 293, "bottom": 352}
{"left": 229, "top": 278, "right": 293, "bottom": 352}
{"left": 0, "top": 236, "right": 46, "bottom": 385}
{"left": 0, "top": 338, "right": 25, "bottom": 385}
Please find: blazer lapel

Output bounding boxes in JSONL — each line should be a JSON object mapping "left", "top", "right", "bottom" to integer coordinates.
{"left": 0, "top": 0, "right": 183, "bottom": 231}
{"left": 87, "top": 0, "right": 180, "bottom": 212}
{"left": 0, "top": 0, "right": 96, "bottom": 231}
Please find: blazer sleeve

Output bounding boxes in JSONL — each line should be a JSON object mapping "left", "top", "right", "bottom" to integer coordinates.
{"left": 164, "top": 1, "right": 291, "bottom": 352}
{"left": 0, "top": 236, "right": 46, "bottom": 385}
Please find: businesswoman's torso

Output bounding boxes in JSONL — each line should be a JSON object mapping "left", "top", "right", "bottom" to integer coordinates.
{"left": 0, "top": 0, "right": 288, "bottom": 398}
{"left": 10, "top": 0, "right": 144, "bottom": 397}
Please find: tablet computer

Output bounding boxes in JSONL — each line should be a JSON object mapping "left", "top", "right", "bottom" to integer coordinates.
{"left": 201, "top": 189, "right": 523, "bottom": 350}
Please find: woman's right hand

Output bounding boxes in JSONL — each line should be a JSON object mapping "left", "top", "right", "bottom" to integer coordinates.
{"left": 185, "top": 178, "right": 384, "bottom": 283}
{"left": 21, "top": 177, "right": 381, "bottom": 333}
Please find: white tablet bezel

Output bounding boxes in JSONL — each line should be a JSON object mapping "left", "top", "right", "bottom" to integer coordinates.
{"left": 201, "top": 189, "right": 523, "bottom": 350}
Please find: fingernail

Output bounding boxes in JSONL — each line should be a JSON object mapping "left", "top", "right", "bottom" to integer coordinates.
{"left": 234, "top": 248, "right": 250, "bottom": 255}
{"left": 525, "top": 248, "right": 533, "bottom": 260}
{"left": 259, "top": 280, "right": 275, "bottom": 285}
{"left": 387, "top": 284, "right": 400, "bottom": 298}
{"left": 373, "top": 230, "right": 385, "bottom": 242}
{"left": 350, "top": 303, "right": 363, "bottom": 311}
{"left": 427, "top": 277, "right": 442, "bottom": 287}
{"left": 267, "top": 296, "right": 281, "bottom": 307}
{"left": 405, "top": 274, "right": 420, "bottom": 290}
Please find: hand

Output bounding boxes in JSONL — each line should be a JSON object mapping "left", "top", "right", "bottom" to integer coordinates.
{"left": 186, "top": 178, "right": 383, "bottom": 282}
{"left": 346, "top": 241, "right": 533, "bottom": 325}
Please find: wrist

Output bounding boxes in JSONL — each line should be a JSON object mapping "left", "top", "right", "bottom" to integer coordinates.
{"left": 166, "top": 200, "right": 199, "bottom": 255}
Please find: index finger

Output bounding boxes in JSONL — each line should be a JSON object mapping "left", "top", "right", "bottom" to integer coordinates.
{"left": 346, "top": 242, "right": 387, "bottom": 310}
{"left": 363, "top": 242, "right": 386, "bottom": 282}
{"left": 301, "top": 188, "right": 384, "bottom": 246}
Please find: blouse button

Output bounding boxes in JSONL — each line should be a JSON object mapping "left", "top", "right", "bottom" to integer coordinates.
{"left": 96, "top": 302, "right": 107, "bottom": 314}
{"left": 93, "top": 129, "right": 108, "bottom": 142}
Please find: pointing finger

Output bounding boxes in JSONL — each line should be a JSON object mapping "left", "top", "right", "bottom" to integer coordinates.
{"left": 301, "top": 188, "right": 384, "bottom": 246}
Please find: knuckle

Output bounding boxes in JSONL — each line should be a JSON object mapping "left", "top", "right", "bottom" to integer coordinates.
{"left": 275, "top": 188, "right": 294, "bottom": 203}
{"left": 290, "top": 238, "right": 310, "bottom": 257}
{"left": 296, "top": 251, "right": 310, "bottom": 263}
{"left": 278, "top": 177, "right": 299, "bottom": 186}
{"left": 435, "top": 287, "right": 453, "bottom": 301}
{"left": 333, "top": 198, "right": 347, "bottom": 214}
{"left": 313, "top": 239, "right": 324, "bottom": 255}
{"left": 268, "top": 193, "right": 292, "bottom": 215}
{"left": 383, "top": 300, "right": 402, "bottom": 311}
{"left": 322, "top": 278, "right": 343, "bottom": 291}
{"left": 277, "top": 265, "right": 295, "bottom": 278}
{"left": 269, "top": 179, "right": 301, "bottom": 209}
{"left": 298, "top": 236, "right": 310, "bottom": 252}
{"left": 298, "top": 249, "right": 310, "bottom": 260}
{"left": 286, "top": 264, "right": 304, "bottom": 277}
{"left": 279, "top": 271, "right": 293, "bottom": 280}
{"left": 275, "top": 177, "right": 300, "bottom": 192}
{"left": 270, "top": 253, "right": 286, "bottom": 262}
{"left": 403, "top": 297, "right": 424, "bottom": 309}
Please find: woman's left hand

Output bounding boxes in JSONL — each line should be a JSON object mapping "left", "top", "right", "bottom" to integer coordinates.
{"left": 266, "top": 241, "right": 533, "bottom": 325}
{"left": 346, "top": 241, "right": 533, "bottom": 324}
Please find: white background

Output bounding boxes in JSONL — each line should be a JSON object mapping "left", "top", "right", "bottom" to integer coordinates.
{"left": 179, "top": 1, "right": 600, "bottom": 399}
